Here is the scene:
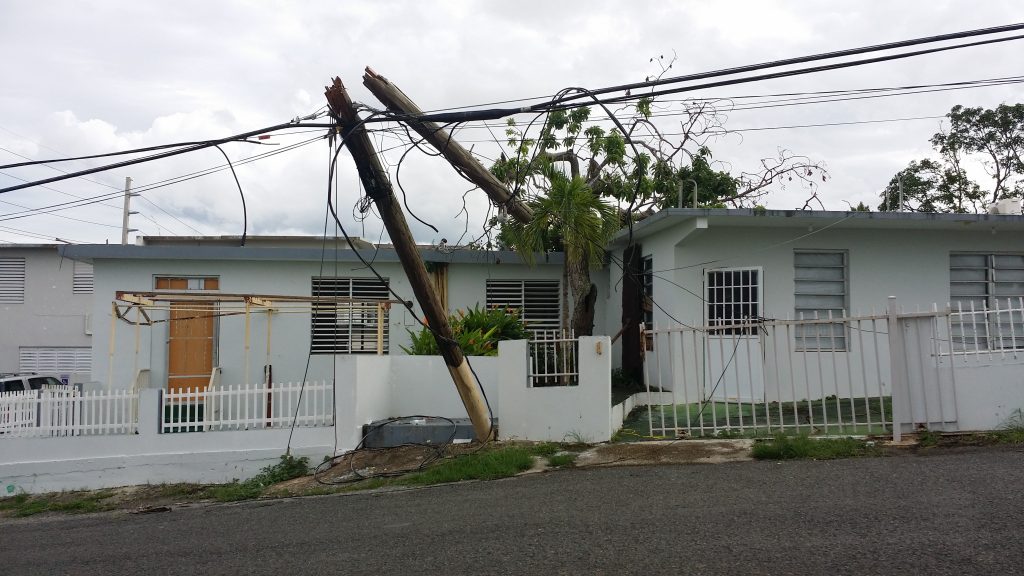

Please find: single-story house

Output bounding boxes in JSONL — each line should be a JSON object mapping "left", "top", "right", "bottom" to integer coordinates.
{"left": 60, "top": 236, "right": 581, "bottom": 392}
{"left": 603, "top": 208, "right": 1024, "bottom": 401}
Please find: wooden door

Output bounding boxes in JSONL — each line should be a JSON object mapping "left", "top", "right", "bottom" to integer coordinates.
{"left": 157, "top": 277, "right": 219, "bottom": 393}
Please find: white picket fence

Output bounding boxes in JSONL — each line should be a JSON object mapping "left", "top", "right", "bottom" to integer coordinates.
{"left": 0, "top": 388, "right": 138, "bottom": 438}
{"left": 162, "top": 380, "right": 334, "bottom": 433}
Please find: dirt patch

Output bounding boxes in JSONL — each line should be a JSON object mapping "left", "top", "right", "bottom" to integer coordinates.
{"left": 576, "top": 440, "right": 754, "bottom": 467}
{"left": 274, "top": 442, "right": 490, "bottom": 495}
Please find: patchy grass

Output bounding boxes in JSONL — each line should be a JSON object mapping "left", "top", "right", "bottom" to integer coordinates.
{"left": 203, "top": 454, "right": 311, "bottom": 502}
{"left": 917, "top": 428, "right": 941, "bottom": 447}
{"left": 752, "top": 434, "right": 881, "bottom": 460}
{"left": 623, "top": 398, "right": 893, "bottom": 439}
{"left": 546, "top": 453, "right": 577, "bottom": 468}
{"left": 0, "top": 490, "right": 118, "bottom": 518}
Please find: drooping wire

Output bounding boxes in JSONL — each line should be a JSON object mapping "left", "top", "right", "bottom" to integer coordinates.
{"left": 212, "top": 145, "right": 247, "bottom": 246}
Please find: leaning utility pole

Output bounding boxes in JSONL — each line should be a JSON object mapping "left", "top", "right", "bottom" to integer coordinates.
{"left": 324, "top": 77, "right": 493, "bottom": 442}
{"left": 362, "top": 68, "right": 533, "bottom": 225}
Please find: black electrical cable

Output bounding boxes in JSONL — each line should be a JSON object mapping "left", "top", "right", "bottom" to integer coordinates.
{"left": 536, "top": 22, "right": 1024, "bottom": 110}
{"left": 540, "top": 33, "right": 1024, "bottom": 114}
{"left": 0, "top": 121, "right": 334, "bottom": 195}
{"left": 212, "top": 144, "right": 247, "bottom": 246}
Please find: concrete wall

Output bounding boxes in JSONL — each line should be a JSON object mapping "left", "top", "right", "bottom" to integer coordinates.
{"left": 498, "top": 336, "right": 612, "bottom": 443}
{"left": 0, "top": 389, "right": 336, "bottom": 494}
{"left": 90, "top": 256, "right": 558, "bottom": 392}
{"left": 0, "top": 246, "right": 93, "bottom": 383}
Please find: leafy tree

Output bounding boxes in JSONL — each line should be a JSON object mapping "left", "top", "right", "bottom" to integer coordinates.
{"left": 499, "top": 167, "right": 618, "bottom": 335}
{"left": 881, "top": 104, "right": 1024, "bottom": 212}
{"left": 488, "top": 66, "right": 826, "bottom": 334}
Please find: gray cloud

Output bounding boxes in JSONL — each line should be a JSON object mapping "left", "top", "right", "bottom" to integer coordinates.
{"left": 1, "top": 0, "right": 1023, "bottom": 244}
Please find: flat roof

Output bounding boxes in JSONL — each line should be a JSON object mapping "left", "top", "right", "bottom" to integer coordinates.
{"left": 60, "top": 243, "right": 564, "bottom": 266}
{"left": 609, "top": 208, "right": 1024, "bottom": 246}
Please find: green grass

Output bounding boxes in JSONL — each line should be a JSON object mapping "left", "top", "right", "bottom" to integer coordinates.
{"left": 752, "top": 434, "right": 880, "bottom": 460}
{"left": 204, "top": 454, "right": 311, "bottom": 502}
{"left": 0, "top": 490, "right": 117, "bottom": 518}
{"left": 400, "top": 446, "right": 537, "bottom": 485}
{"left": 546, "top": 453, "right": 577, "bottom": 468}
{"left": 621, "top": 396, "right": 893, "bottom": 439}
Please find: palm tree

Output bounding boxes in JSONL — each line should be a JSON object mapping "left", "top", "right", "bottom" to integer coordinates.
{"left": 502, "top": 169, "right": 619, "bottom": 336}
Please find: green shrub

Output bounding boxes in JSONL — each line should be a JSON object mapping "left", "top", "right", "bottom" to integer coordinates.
{"left": 402, "top": 305, "right": 527, "bottom": 356}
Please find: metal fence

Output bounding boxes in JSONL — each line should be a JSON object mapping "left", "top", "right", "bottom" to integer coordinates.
{"left": 162, "top": 380, "right": 334, "bottom": 433}
{"left": 528, "top": 330, "right": 578, "bottom": 387}
{"left": 641, "top": 312, "right": 893, "bottom": 438}
{"left": 0, "top": 388, "right": 138, "bottom": 438}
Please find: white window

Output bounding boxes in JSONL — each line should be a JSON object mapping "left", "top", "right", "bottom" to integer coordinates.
{"left": 706, "top": 268, "right": 761, "bottom": 335}
{"left": 0, "top": 257, "right": 26, "bottom": 304}
{"left": 485, "top": 279, "right": 560, "bottom": 332}
{"left": 19, "top": 347, "right": 92, "bottom": 373}
{"left": 311, "top": 277, "right": 390, "bottom": 354}
{"left": 794, "top": 251, "right": 848, "bottom": 351}
{"left": 73, "top": 261, "right": 94, "bottom": 294}
{"left": 950, "top": 253, "right": 1024, "bottom": 350}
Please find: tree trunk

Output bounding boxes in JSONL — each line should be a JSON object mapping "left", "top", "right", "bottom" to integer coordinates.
{"left": 568, "top": 256, "right": 596, "bottom": 337}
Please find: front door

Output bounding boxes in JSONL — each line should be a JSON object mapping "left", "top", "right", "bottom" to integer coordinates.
{"left": 157, "top": 277, "right": 218, "bottom": 393}
{"left": 705, "top": 267, "right": 765, "bottom": 402}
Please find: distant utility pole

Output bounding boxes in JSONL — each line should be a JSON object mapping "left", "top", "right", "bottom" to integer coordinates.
{"left": 361, "top": 68, "right": 533, "bottom": 225}
{"left": 120, "top": 176, "right": 138, "bottom": 244}
{"left": 324, "top": 77, "right": 493, "bottom": 442}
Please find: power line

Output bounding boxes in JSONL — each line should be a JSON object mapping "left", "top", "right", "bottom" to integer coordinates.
{"left": 537, "top": 23, "right": 1024, "bottom": 110}
{"left": 0, "top": 117, "right": 333, "bottom": 195}
{"left": 0, "top": 134, "right": 323, "bottom": 223}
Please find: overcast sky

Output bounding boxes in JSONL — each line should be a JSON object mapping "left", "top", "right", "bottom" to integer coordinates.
{"left": 1, "top": 0, "right": 1023, "bottom": 246}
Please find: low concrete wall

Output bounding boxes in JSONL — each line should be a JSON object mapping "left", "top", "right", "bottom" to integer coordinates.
{"left": 953, "top": 359, "right": 1024, "bottom": 431}
{"left": 498, "top": 337, "right": 612, "bottom": 443}
{"left": 0, "top": 390, "right": 335, "bottom": 494}
{"left": 1, "top": 349, "right": 602, "bottom": 494}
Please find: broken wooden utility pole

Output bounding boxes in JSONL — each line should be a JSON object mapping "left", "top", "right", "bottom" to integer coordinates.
{"left": 362, "top": 68, "right": 533, "bottom": 225}
{"left": 324, "top": 77, "right": 493, "bottom": 442}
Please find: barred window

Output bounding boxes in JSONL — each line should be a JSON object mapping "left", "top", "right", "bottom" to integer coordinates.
{"left": 311, "top": 277, "right": 390, "bottom": 354}
{"left": 950, "top": 253, "right": 1024, "bottom": 350}
{"left": 485, "top": 279, "right": 560, "bottom": 332}
{"left": 642, "top": 256, "right": 654, "bottom": 328}
{"left": 794, "top": 251, "right": 848, "bottom": 351}
{"left": 706, "top": 268, "right": 761, "bottom": 335}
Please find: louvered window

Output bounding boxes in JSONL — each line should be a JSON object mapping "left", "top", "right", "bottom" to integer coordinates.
{"left": 311, "top": 277, "right": 390, "bottom": 354}
{"left": 0, "top": 257, "right": 26, "bottom": 304}
{"left": 19, "top": 347, "right": 92, "bottom": 373}
{"left": 73, "top": 261, "right": 94, "bottom": 294}
{"left": 794, "top": 251, "right": 848, "bottom": 351}
{"left": 485, "top": 279, "right": 560, "bottom": 332}
{"left": 950, "top": 253, "right": 1024, "bottom": 350}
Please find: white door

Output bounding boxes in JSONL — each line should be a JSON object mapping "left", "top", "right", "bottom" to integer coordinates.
{"left": 705, "top": 267, "right": 765, "bottom": 402}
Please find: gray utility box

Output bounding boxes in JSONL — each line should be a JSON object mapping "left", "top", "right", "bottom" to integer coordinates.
{"left": 361, "top": 417, "right": 496, "bottom": 448}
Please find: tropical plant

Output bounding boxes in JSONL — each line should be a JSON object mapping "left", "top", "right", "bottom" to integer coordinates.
{"left": 402, "top": 306, "right": 526, "bottom": 356}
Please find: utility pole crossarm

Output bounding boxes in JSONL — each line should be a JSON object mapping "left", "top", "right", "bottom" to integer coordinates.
{"left": 324, "top": 77, "right": 493, "bottom": 442}
{"left": 361, "top": 67, "right": 533, "bottom": 225}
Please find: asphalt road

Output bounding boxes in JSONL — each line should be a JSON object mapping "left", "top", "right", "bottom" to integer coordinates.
{"left": 4, "top": 446, "right": 1024, "bottom": 576}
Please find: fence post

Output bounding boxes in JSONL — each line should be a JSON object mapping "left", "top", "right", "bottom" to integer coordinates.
{"left": 887, "top": 296, "right": 907, "bottom": 442}
{"left": 138, "top": 388, "right": 161, "bottom": 437}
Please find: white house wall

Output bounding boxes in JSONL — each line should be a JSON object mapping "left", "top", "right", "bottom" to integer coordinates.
{"left": 91, "top": 257, "right": 562, "bottom": 392}
{"left": 615, "top": 222, "right": 1024, "bottom": 403}
{"left": 1, "top": 247, "right": 92, "bottom": 383}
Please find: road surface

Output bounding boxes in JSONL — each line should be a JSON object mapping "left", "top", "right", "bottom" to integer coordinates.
{"left": 3, "top": 446, "right": 1023, "bottom": 575}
